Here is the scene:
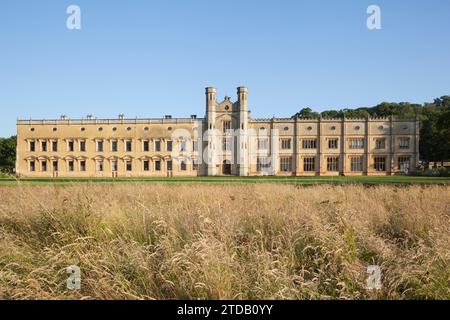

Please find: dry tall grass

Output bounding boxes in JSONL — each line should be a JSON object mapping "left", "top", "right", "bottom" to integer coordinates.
{"left": 0, "top": 184, "right": 448, "bottom": 300}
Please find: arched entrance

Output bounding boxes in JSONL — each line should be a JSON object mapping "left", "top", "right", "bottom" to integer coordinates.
{"left": 222, "top": 160, "right": 231, "bottom": 175}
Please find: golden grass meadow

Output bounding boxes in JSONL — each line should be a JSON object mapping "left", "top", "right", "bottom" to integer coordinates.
{"left": 0, "top": 183, "right": 448, "bottom": 300}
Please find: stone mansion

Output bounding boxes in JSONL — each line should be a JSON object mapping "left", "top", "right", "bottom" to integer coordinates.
{"left": 16, "top": 87, "right": 419, "bottom": 177}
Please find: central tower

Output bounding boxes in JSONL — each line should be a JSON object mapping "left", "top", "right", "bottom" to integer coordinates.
{"left": 236, "top": 86, "right": 249, "bottom": 176}
{"left": 204, "top": 86, "right": 250, "bottom": 176}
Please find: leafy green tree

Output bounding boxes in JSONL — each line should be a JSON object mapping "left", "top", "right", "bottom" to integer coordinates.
{"left": 0, "top": 136, "right": 17, "bottom": 171}
{"left": 292, "top": 107, "right": 320, "bottom": 119}
{"left": 419, "top": 96, "right": 450, "bottom": 163}
{"left": 342, "top": 108, "right": 369, "bottom": 118}
{"left": 321, "top": 110, "right": 343, "bottom": 118}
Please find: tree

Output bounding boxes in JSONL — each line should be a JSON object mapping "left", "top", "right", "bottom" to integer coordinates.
{"left": 0, "top": 136, "right": 17, "bottom": 171}
{"left": 321, "top": 110, "right": 343, "bottom": 118}
{"left": 419, "top": 96, "right": 450, "bottom": 163}
{"left": 342, "top": 108, "right": 369, "bottom": 118}
{"left": 292, "top": 107, "right": 320, "bottom": 119}
{"left": 435, "top": 99, "right": 450, "bottom": 163}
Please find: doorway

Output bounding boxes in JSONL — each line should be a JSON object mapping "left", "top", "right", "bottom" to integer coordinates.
{"left": 222, "top": 160, "right": 231, "bottom": 175}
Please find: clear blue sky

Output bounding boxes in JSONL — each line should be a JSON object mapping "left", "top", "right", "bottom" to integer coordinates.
{"left": 1, "top": 0, "right": 449, "bottom": 137}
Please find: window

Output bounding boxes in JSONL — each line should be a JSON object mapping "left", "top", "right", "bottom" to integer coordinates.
{"left": 155, "top": 140, "right": 161, "bottom": 152}
{"left": 375, "top": 138, "right": 386, "bottom": 149}
{"left": 41, "top": 161, "right": 47, "bottom": 172}
{"left": 302, "top": 139, "right": 317, "bottom": 149}
{"left": 398, "top": 156, "right": 410, "bottom": 171}
{"left": 328, "top": 139, "right": 338, "bottom": 149}
{"left": 222, "top": 138, "right": 231, "bottom": 151}
{"left": 29, "top": 161, "right": 35, "bottom": 172}
{"left": 180, "top": 161, "right": 187, "bottom": 171}
{"left": 143, "top": 160, "right": 150, "bottom": 171}
{"left": 126, "top": 161, "right": 132, "bottom": 172}
{"left": 52, "top": 161, "right": 58, "bottom": 172}
{"left": 167, "top": 141, "right": 173, "bottom": 152}
{"left": 327, "top": 157, "right": 339, "bottom": 172}
{"left": 281, "top": 139, "right": 291, "bottom": 150}
{"left": 111, "top": 161, "right": 118, "bottom": 172}
{"left": 258, "top": 138, "right": 268, "bottom": 150}
{"left": 97, "top": 140, "right": 104, "bottom": 152}
{"left": 349, "top": 138, "right": 364, "bottom": 149}
{"left": 167, "top": 160, "right": 173, "bottom": 171}
{"left": 111, "top": 140, "right": 118, "bottom": 152}
{"left": 143, "top": 140, "right": 149, "bottom": 152}
{"left": 303, "top": 157, "right": 315, "bottom": 172}
{"left": 350, "top": 157, "right": 363, "bottom": 172}
{"left": 80, "top": 140, "right": 86, "bottom": 152}
{"left": 155, "top": 160, "right": 161, "bottom": 171}
{"left": 52, "top": 141, "right": 58, "bottom": 152}
{"left": 29, "top": 140, "right": 36, "bottom": 152}
{"left": 257, "top": 156, "right": 271, "bottom": 172}
{"left": 96, "top": 160, "right": 104, "bottom": 172}
{"left": 280, "top": 156, "right": 292, "bottom": 172}
{"left": 192, "top": 160, "right": 199, "bottom": 171}
{"left": 399, "top": 138, "right": 410, "bottom": 149}
{"left": 68, "top": 160, "right": 74, "bottom": 172}
{"left": 374, "top": 156, "right": 386, "bottom": 172}
{"left": 223, "top": 121, "right": 231, "bottom": 133}
{"left": 180, "top": 140, "right": 187, "bottom": 152}
{"left": 125, "top": 140, "right": 132, "bottom": 152}
{"left": 41, "top": 141, "right": 47, "bottom": 152}
{"left": 80, "top": 161, "right": 86, "bottom": 172}
{"left": 68, "top": 141, "right": 74, "bottom": 152}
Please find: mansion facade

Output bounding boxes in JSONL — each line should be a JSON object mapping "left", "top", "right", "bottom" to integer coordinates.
{"left": 16, "top": 87, "right": 419, "bottom": 177}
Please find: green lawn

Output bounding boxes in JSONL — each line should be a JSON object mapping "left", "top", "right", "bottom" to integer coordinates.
{"left": 0, "top": 175, "right": 449, "bottom": 186}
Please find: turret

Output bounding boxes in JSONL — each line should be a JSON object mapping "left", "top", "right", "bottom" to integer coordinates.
{"left": 236, "top": 86, "right": 249, "bottom": 176}
{"left": 205, "top": 87, "right": 217, "bottom": 112}
{"left": 237, "top": 86, "right": 248, "bottom": 111}
{"left": 205, "top": 87, "right": 218, "bottom": 175}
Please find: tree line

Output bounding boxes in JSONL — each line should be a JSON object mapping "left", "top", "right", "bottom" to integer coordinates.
{"left": 292, "top": 96, "right": 450, "bottom": 164}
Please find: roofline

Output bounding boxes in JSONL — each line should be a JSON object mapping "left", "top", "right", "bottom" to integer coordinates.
{"left": 17, "top": 118, "right": 205, "bottom": 125}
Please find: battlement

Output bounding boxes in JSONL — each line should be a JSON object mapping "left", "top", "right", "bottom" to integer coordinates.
{"left": 17, "top": 117, "right": 204, "bottom": 126}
